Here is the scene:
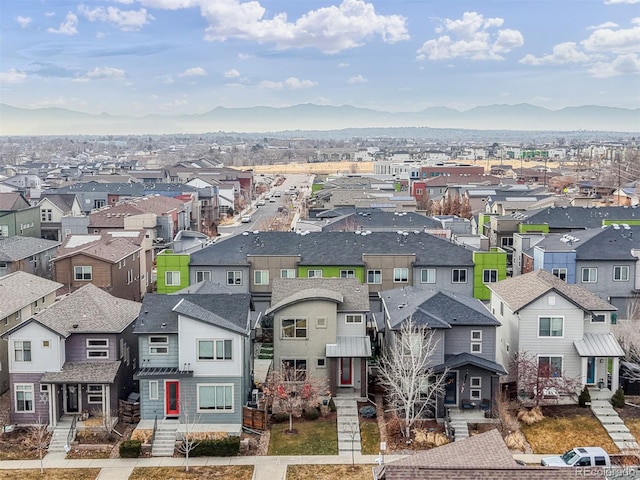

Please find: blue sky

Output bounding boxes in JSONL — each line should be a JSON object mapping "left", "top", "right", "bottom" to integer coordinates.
{"left": 1, "top": 0, "right": 639, "bottom": 116}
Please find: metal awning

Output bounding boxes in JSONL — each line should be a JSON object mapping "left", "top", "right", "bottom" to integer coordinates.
{"left": 574, "top": 333, "right": 625, "bottom": 357}
{"left": 326, "top": 336, "right": 372, "bottom": 358}
{"left": 133, "top": 366, "right": 193, "bottom": 379}
{"left": 41, "top": 361, "right": 121, "bottom": 384}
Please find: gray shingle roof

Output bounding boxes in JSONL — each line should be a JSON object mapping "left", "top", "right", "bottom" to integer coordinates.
{"left": 381, "top": 286, "right": 499, "bottom": 331}
{"left": 33, "top": 284, "right": 141, "bottom": 336}
{"left": 0, "top": 271, "right": 62, "bottom": 318}
{"left": 321, "top": 209, "right": 442, "bottom": 232}
{"left": 173, "top": 297, "right": 250, "bottom": 335}
{"left": 434, "top": 352, "right": 507, "bottom": 375}
{"left": 0, "top": 236, "right": 60, "bottom": 261}
{"left": 38, "top": 193, "right": 78, "bottom": 212}
{"left": 190, "top": 231, "right": 474, "bottom": 267}
{"left": 40, "top": 361, "right": 121, "bottom": 384}
{"left": 521, "top": 205, "right": 640, "bottom": 229}
{"left": 54, "top": 235, "right": 141, "bottom": 263}
{"left": 269, "top": 277, "right": 369, "bottom": 313}
{"left": 488, "top": 269, "right": 616, "bottom": 313}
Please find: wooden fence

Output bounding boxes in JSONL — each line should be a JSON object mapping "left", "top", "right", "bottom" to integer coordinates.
{"left": 242, "top": 406, "right": 267, "bottom": 431}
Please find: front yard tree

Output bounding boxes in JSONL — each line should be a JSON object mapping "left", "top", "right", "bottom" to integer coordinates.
{"left": 177, "top": 399, "right": 200, "bottom": 472}
{"left": 376, "top": 318, "right": 449, "bottom": 438}
{"left": 28, "top": 416, "right": 50, "bottom": 474}
{"left": 613, "top": 295, "right": 640, "bottom": 381}
{"left": 262, "top": 365, "right": 328, "bottom": 434}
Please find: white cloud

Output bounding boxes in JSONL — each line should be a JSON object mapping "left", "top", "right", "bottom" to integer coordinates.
{"left": 142, "top": 0, "right": 409, "bottom": 54}
{"left": 416, "top": 11, "right": 523, "bottom": 61}
{"left": 44, "top": 12, "right": 55, "bottom": 18}
{"left": 78, "top": 5, "right": 153, "bottom": 31}
{"left": 16, "top": 16, "right": 31, "bottom": 28}
{"left": 520, "top": 42, "right": 592, "bottom": 65}
{"left": 581, "top": 20, "right": 640, "bottom": 54}
{"left": 75, "top": 67, "right": 126, "bottom": 82}
{"left": 589, "top": 53, "right": 640, "bottom": 77}
{"left": 47, "top": 12, "right": 78, "bottom": 35}
{"left": 237, "top": 53, "right": 251, "bottom": 60}
{"left": 338, "top": 62, "right": 349, "bottom": 68}
{"left": 224, "top": 69, "right": 240, "bottom": 78}
{"left": 347, "top": 74, "right": 367, "bottom": 84}
{"left": 0, "top": 69, "right": 27, "bottom": 84}
{"left": 258, "top": 80, "right": 283, "bottom": 90}
{"left": 283, "top": 77, "right": 318, "bottom": 89}
{"left": 179, "top": 67, "right": 207, "bottom": 77}
{"left": 588, "top": 21, "right": 619, "bottom": 30}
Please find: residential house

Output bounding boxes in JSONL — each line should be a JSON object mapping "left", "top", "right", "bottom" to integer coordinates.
{"left": 35, "top": 193, "right": 83, "bottom": 241}
{"left": 2, "top": 284, "right": 141, "bottom": 427}
{"left": 133, "top": 286, "right": 253, "bottom": 433}
{"left": 320, "top": 208, "right": 443, "bottom": 233}
{"left": 489, "top": 269, "right": 623, "bottom": 401}
{"left": 52, "top": 232, "right": 145, "bottom": 301}
{"left": 266, "top": 278, "right": 371, "bottom": 398}
{"left": 0, "top": 272, "right": 62, "bottom": 393}
{"left": 0, "top": 236, "right": 60, "bottom": 278}
{"left": 0, "top": 192, "right": 41, "bottom": 238}
{"left": 378, "top": 286, "right": 506, "bottom": 417}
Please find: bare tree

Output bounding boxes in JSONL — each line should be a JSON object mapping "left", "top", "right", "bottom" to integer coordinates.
{"left": 416, "top": 189, "right": 432, "bottom": 212}
{"left": 176, "top": 399, "right": 200, "bottom": 472}
{"left": 613, "top": 295, "right": 640, "bottom": 381}
{"left": 27, "top": 417, "right": 50, "bottom": 474}
{"left": 376, "top": 318, "right": 449, "bottom": 438}
{"left": 342, "top": 420, "right": 360, "bottom": 467}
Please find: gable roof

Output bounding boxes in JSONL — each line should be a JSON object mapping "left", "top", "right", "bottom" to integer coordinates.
{"left": 0, "top": 192, "right": 30, "bottom": 211}
{"left": 88, "top": 195, "right": 187, "bottom": 228}
{"left": 54, "top": 234, "right": 141, "bottom": 264}
{"left": 38, "top": 193, "right": 79, "bottom": 212}
{"left": 0, "top": 235, "right": 60, "bottom": 261}
{"left": 268, "top": 277, "right": 369, "bottom": 314}
{"left": 434, "top": 352, "right": 507, "bottom": 375}
{"left": 488, "top": 269, "right": 616, "bottom": 313}
{"left": 0, "top": 271, "right": 62, "bottom": 318}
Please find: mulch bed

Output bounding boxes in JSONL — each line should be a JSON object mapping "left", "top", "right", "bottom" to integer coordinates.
{"left": 539, "top": 404, "right": 592, "bottom": 418}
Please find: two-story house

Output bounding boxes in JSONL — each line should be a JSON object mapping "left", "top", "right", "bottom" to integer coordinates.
{"left": 0, "top": 235, "right": 60, "bottom": 279}
{"left": 266, "top": 278, "right": 371, "bottom": 398}
{"left": 0, "top": 192, "right": 41, "bottom": 239}
{"left": 2, "top": 284, "right": 141, "bottom": 427}
{"left": 378, "top": 286, "right": 506, "bottom": 417}
{"left": 133, "top": 285, "right": 253, "bottom": 434}
{"left": 35, "top": 193, "right": 83, "bottom": 241}
{"left": 489, "top": 269, "right": 623, "bottom": 401}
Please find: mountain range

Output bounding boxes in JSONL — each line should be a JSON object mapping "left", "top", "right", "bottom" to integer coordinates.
{"left": 1, "top": 103, "right": 638, "bottom": 136}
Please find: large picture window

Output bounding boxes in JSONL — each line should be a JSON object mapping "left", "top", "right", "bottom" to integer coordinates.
{"left": 15, "top": 384, "right": 34, "bottom": 412}
{"left": 197, "top": 384, "right": 233, "bottom": 412}
{"left": 281, "top": 318, "right": 307, "bottom": 339}
{"left": 539, "top": 317, "right": 563, "bottom": 337}
{"left": 197, "top": 339, "right": 232, "bottom": 361}
{"left": 14, "top": 341, "right": 31, "bottom": 362}
{"left": 538, "top": 356, "right": 563, "bottom": 378}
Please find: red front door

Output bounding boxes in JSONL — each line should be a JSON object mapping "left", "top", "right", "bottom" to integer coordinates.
{"left": 340, "top": 358, "right": 352, "bottom": 386}
{"left": 166, "top": 381, "right": 180, "bottom": 416}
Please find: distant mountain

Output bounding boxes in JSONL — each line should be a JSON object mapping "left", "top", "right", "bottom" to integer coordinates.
{"left": 0, "top": 103, "right": 637, "bottom": 136}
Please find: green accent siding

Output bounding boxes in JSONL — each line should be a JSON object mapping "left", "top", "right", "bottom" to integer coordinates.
{"left": 156, "top": 249, "right": 190, "bottom": 294}
{"left": 297, "top": 265, "right": 365, "bottom": 282}
{"left": 311, "top": 183, "right": 323, "bottom": 194}
{"left": 394, "top": 182, "right": 401, "bottom": 192}
{"left": 477, "top": 213, "right": 494, "bottom": 236}
{"left": 472, "top": 249, "right": 508, "bottom": 300}
{"left": 602, "top": 219, "right": 640, "bottom": 226}
{"left": 519, "top": 223, "right": 549, "bottom": 234}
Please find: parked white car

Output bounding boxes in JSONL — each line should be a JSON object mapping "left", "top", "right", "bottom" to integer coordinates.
{"left": 541, "top": 447, "right": 610, "bottom": 467}
{"left": 241, "top": 215, "right": 252, "bottom": 223}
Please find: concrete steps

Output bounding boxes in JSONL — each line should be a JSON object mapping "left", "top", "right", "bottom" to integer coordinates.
{"left": 589, "top": 387, "right": 639, "bottom": 452}
{"left": 151, "top": 420, "right": 178, "bottom": 457}
{"left": 48, "top": 421, "right": 74, "bottom": 453}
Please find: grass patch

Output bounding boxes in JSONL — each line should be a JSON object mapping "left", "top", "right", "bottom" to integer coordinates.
{"left": 522, "top": 415, "right": 619, "bottom": 454}
{"left": 287, "top": 465, "right": 372, "bottom": 480}
{"left": 360, "top": 420, "right": 380, "bottom": 455}
{"left": 0, "top": 469, "right": 101, "bottom": 480}
{"left": 624, "top": 418, "right": 640, "bottom": 441}
{"left": 129, "top": 466, "right": 253, "bottom": 480}
{"left": 268, "top": 418, "right": 337, "bottom": 455}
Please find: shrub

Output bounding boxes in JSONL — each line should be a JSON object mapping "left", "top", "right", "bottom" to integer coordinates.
{"left": 359, "top": 406, "right": 377, "bottom": 418}
{"left": 413, "top": 429, "right": 449, "bottom": 447}
{"left": 328, "top": 397, "right": 337, "bottom": 412}
{"left": 119, "top": 440, "right": 142, "bottom": 458}
{"left": 191, "top": 437, "right": 240, "bottom": 457}
{"left": 271, "top": 413, "right": 289, "bottom": 424}
{"left": 578, "top": 386, "right": 591, "bottom": 408}
{"left": 505, "top": 431, "right": 527, "bottom": 451}
{"left": 386, "top": 414, "right": 403, "bottom": 439}
{"left": 611, "top": 388, "right": 625, "bottom": 408}
{"left": 516, "top": 407, "right": 544, "bottom": 425}
{"left": 303, "top": 409, "right": 320, "bottom": 421}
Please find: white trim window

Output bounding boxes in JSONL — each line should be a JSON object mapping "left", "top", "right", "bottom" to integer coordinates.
{"left": 538, "top": 317, "right": 563, "bottom": 337}
{"left": 165, "top": 271, "right": 181, "bottom": 286}
{"left": 149, "top": 380, "right": 159, "bottom": 400}
{"left": 552, "top": 268, "right": 567, "bottom": 281}
{"left": 227, "top": 270, "right": 242, "bottom": 285}
{"left": 254, "top": 270, "right": 269, "bottom": 285}
{"left": 470, "top": 330, "right": 482, "bottom": 353}
{"left": 316, "top": 317, "right": 327, "bottom": 328}
{"left": 15, "top": 383, "right": 34, "bottom": 412}
{"left": 87, "top": 339, "right": 109, "bottom": 359}
{"left": 340, "top": 270, "right": 355, "bottom": 278}
{"left": 149, "top": 336, "right": 169, "bottom": 355}
{"left": 346, "top": 314, "right": 363, "bottom": 324}
{"left": 282, "top": 359, "right": 307, "bottom": 381}
{"left": 307, "top": 269, "right": 323, "bottom": 278}
{"left": 197, "top": 339, "right": 233, "bottom": 361}
{"left": 281, "top": 269, "right": 296, "bottom": 278}
{"left": 470, "top": 377, "right": 482, "bottom": 400}
{"left": 538, "top": 356, "right": 562, "bottom": 378}
{"left": 482, "top": 269, "right": 498, "bottom": 284}
{"left": 613, "top": 265, "right": 629, "bottom": 282}
{"left": 197, "top": 384, "right": 234, "bottom": 412}
{"left": 420, "top": 268, "right": 436, "bottom": 284}
{"left": 581, "top": 267, "right": 597, "bottom": 283}
{"left": 281, "top": 318, "right": 307, "bottom": 339}
{"left": 74, "top": 266, "right": 92, "bottom": 281}
{"left": 393, "top": 268, "right": 409, "bottom": 283}
{"left": 452, "top": 269, "right": 467, "bottom": 283}
{"left": 87, "top": 385, "right": 104, "bottom": 404}
{"left": 316, "top": 358, "right": 326, "bottom": 368}
{"left": 195, "top": 270, "right": 212, "bottom": 283}
{"left": 14, "top": 340, "right": 31, "bottom": 362}
{"left": 367, "top": 269, "right": 382, "bottom": 284}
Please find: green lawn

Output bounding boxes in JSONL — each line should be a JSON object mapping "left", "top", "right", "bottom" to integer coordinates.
{"left": 268, "top": 418, "right": 337, "bottom": 455}
{"left": 360, "top": 420, "right": 381, "bottom": 455}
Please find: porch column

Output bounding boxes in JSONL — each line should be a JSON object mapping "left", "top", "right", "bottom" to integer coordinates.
{"left": 328, "top": 358, "right": 337, "bottom": 397}
{"left": 49, "top": 384, "right": 56, "bottom": 427}
{"left": 612, "top": 357, "right": 620, "bottom": 392}
{"left": 581, "top": 357, "right": 588, "bottom": 387}
{"left": 104, "top": 385, "right": 110, "bottom": 425}
{"left": 360, "top": 359, "right": 367, "bottom": 398}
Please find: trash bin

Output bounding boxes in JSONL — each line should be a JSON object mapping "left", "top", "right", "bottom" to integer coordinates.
{"left": 598, "top": 380, "right": 604, "bottom": 389}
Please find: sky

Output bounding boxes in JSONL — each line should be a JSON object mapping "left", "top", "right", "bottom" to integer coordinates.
{"left": 1, "top": 0, "right": 639, "bottom": 117}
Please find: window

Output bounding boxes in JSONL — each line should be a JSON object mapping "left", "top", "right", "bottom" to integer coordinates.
{"left": 316, "top": 358, "right": 326, "bottom": 368}
{"left": 87, "top": 350, "right": 108, "bottom": 358}
{"left": 539, "top": 317, "right": 563, "bottom": 337}
{"left": 127, "top": 269, "right": 134, "bottom": 284}
{"left": 340, "top": 270, "right": 355, "bottom": 278}
{"left": 0, "top": 225, "right": 8, "bottom": 237}
{"left": 41, "top": 209, "right": 53, "bottom": 222}
{"left": 346, "top": 314, "right": 363, "bottom": 324}
{"left": 393, "top": 268, "right": 408, "bottom": 283}
{"left": 500, "top": 302, "right": 504, "bottom": 316}
{"left": 581, "top": 267, "right": 597, "bottom": 283}
{"left": 42, "top": 340, "right": 50, "bottom": 348}
{"left": 149, "top": 381, "right": 159, "bottom": 400}
{"left": 197, "top": 339, "right": 232, "bottom": 361}
{"left": 552, "top": 268, "right": 567, "bottom": 281}
{"left": 452, "top": 269, "right": 467, "bottom": 283}
{"left": 614, "top": 265, "right": 629, "bottom": 282}
{"left": 367, "top": 269, "right": 382, "bottom": 284}
{"left": 195, "top": 270, "right": 211, "bottom": 283}
{"left": 254, "top": 270, "right": 269, "bottom": 285}
{"left": 282, "top": 318, "right": 307, "bottom": 339}
{"left": 471, "top": 330, "right": 482, "bottom": 353}
{"left": 282, "top": 359, "right": 307, "bottom": 381}
{"left": 87, "top": 385, "right": 103, "bottom": 404}
{"left": 316, "top": 317, "right": 327, "bottom": 328}
{"left": 501, "top": 237, "right": 514, "bottom": 248}
{"left": 197, "top": 384, "right": 233, "bottom": 412}
{"left": 14, "top": 341, "right": 31, "bottom": 362}
{"left": 538, "top": 356, "right": 562, "bottom": 377}
{"left": 482, "top": 269, "right": 498, "bottom": 283}
{"left": 15, "top": 384, "right": 34, "bottom": 412}
{"left": 307, "top": 270, "right": 322, "bottom": 278}
{"left": 280, "top": 269, "right": 296, "bottom": 278}
{"left": 149, "top": 336, "right": 169, "bottom": 355}
{"left": 40, "top": 384, "right": 49, "bottom": 393}
{"left": 470, "top": 377, "right": 482, "bottom": 400}
{"left": 420, "top": 268, "right": 436, "bottom": 284}
{"left": 74, "top": 266, "right": 92, "bottom": 281}
{"left": 548, "top": 295, "right": 556, "bottom": 306}
{"left": 592, "top": 314, "right": 606, "bottom": 323}
{"left": 227, "top": 270, "right": 242, "bottom": 285}
{"left": 165, "top": 271, "right": 181, "bottom": 286}
{"left": 87, "top": 339, "right": 108, "bottom": 348}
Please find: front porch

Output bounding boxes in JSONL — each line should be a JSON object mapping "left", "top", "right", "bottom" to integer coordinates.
{"left": 574, "top": 332, "right": 624, "bottom": 393}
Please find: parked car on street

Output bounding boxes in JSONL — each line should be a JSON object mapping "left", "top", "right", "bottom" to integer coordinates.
{"left": 241, "top": 215, "right": 252, "bottom": 223}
